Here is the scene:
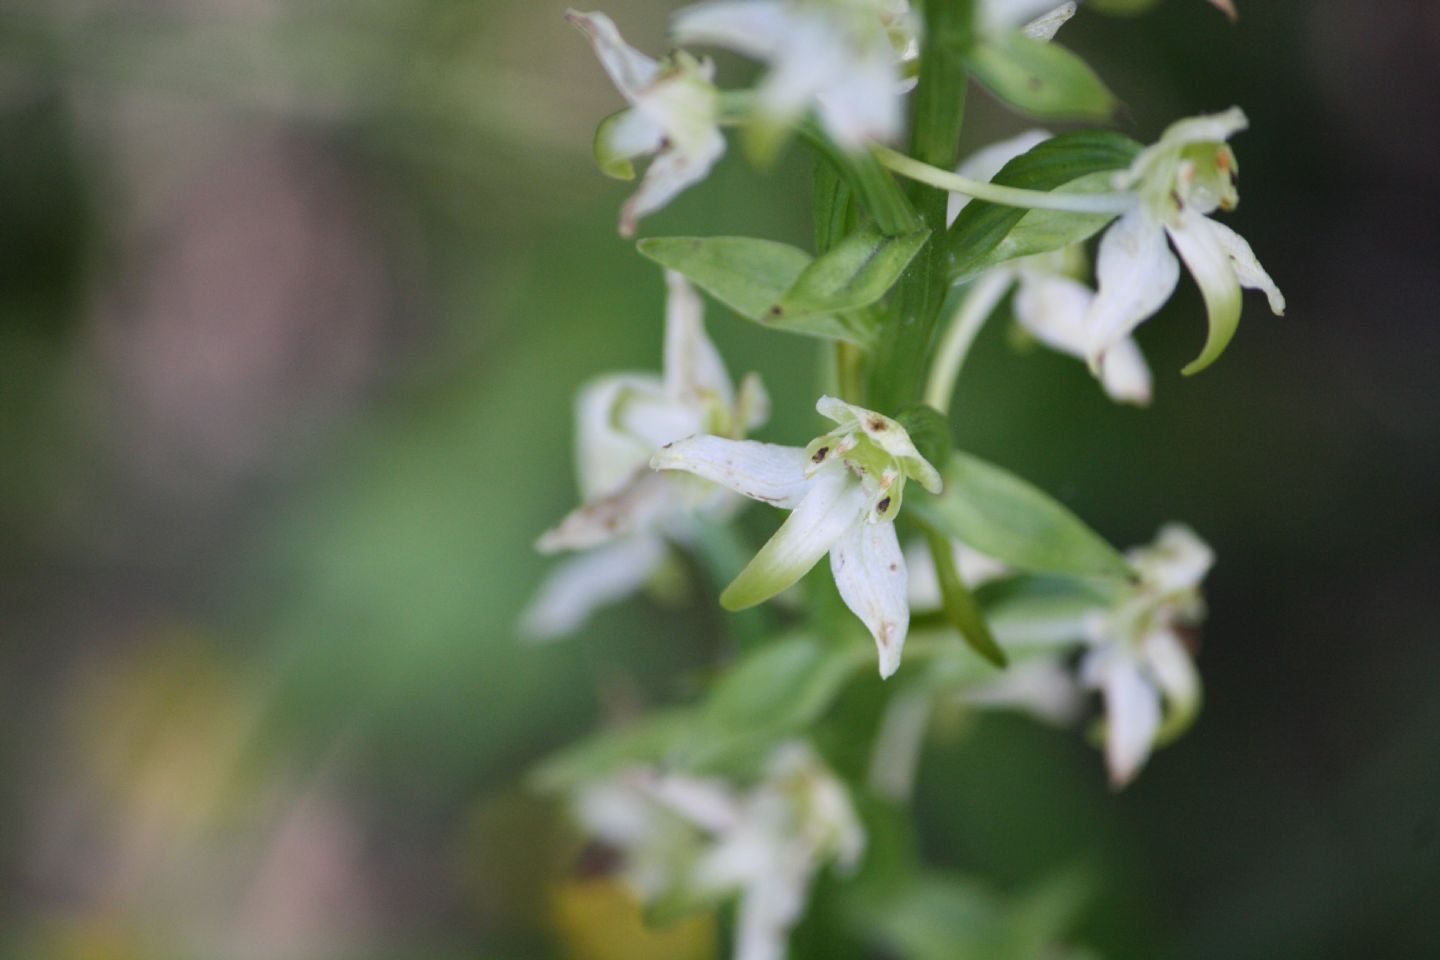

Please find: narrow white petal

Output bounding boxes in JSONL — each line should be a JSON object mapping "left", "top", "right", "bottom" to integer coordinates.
{"left": 671, "top": 1, "right": 791, "bottom": 61}
{"left": 1206, "top": 218, "right": 1286, "bottom": 315}
{"left": 986, "top": 0, "right": 1073, "bottom": 32}
{"left": 1014, "top": 271, "right": 1092, "bottom": 357}
{"left": 961, "top": 658, "right": 1084, "bottom": 726}
{"left": 1093, "top": 654, "right": 1161, "bottom": 787}
{"left": 868, "top": 690, "right": 933, "bottom": 802}
{"left": 536, "top": 470, "right": 679, "bottom": 553}
{"left": 576, "top": 374, "right": 665, "bottom": 500}
{"left": 721, "top": 468, "right": 868, "bottom": 610}
{"left": 831, "top": 519, "right": 910, "bottom": 678}
{"left": 1085, "top": 209, "right": 1180, "bottom": 370}
{"left": 519, "top": 535, "right": 668, "bottom": 639}
{"left": 1097, "top": 334, "right": 1153, "bottom": 405}
{"left": 1144, "top": 628, "right": 1200, "bottom": 717}
{"left": 1022, "top": 2, "right": 1076, "bottom": 41}
{"left": 663, "top": 270, "right": 735, "bottom": 407}
{"left": 652, "top": 435, "right": 813, "bottom": 508}
{"left": 566, "top": 10, "right": 661, "bottom": 102}
{"left": 737, "top": 372, "right": 771, "bottom": 432}
{"left": 619, "top": 127, "right": 726, "bottom": 236}
{"left": 948, "top": 129, "right": 1051, "bottom": 224}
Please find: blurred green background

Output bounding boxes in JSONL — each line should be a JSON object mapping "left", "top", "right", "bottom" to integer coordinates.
{"left": 2, "top": 0, "right": 1437, "bottom": 957}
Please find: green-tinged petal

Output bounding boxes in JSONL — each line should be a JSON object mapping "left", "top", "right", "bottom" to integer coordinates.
{"left": 721, "top": 469, "right": 867, "bottom": 610}
{"left": 832, "top": 520, "right": 911, "bottom": 678}
{"left": 1168, "top": 212, "right": 1243, "bottom": 374}
{"left": 576, "top": 374, "right": 665, "bottom": 500}
{"left": 1147, "top": 628, "right": 1202, "bottom": 744}
{"left": 1022, "top": 2, "right": 1076, "bottom": 40}
{"left": 1085, "top": 208, "right": 1180, "bottom": 370}
{"left": 652, "top": 435, "right": 813, "bottom": 509}
{"left": 519, "top": 534, "right": 669, "bottom": 639}
{"left": 816, "top": 396, "right": 943, "bottom": 493}
{"left": 594, "top": 109, "right": 655, "bottom": 179}
{"left": 910, "top": 452, "right": 1133, "bottom": 579}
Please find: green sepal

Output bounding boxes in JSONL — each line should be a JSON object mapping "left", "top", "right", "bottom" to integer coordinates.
{"left": 768, "top": 225, "right": 930, "bottom": 321}
{"left": 638, "top": 236, "right": 878, "bottom": 345}
{"left": 593, "top": 108, "right": 638, "bottom": 180}
{"left": 964, "top": 33, "right": 1117, "bottom": 121}
{"left": 923, "top": 526, "right": 1007, "bottom": 668}
{"left": 945, "top": 130, "right": 1141, "bottom": 283}
{"left": 909, "top": 451, "right": 1133, "bottom": 580}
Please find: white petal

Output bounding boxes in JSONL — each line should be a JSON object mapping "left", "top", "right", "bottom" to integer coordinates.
{"left": 519, "top": 535, "right": 668, "bottom": 639}
{"left": 961, "top": 658, "right": 1084, "bottom": 725}
{"left": 868, "top": 691, "right": 932, "bottom": 802}
{"left": 1085, "top": 208, "right": 1180, "bottom": 371}
{"left": 576, "top": 374, "right": 665, "bottom": 500}
{"left": 663, "top": 270, "right": 735, "bottom": 407}
{"left": 813, "top": 48, "right": 903, "bottom": 147}
{"left": 1014, "top": 271, "right": 1092, "bottom": 357}
{"left": 737, "top": 372, "right": 771, "bottom": 433}
{"left": 1132, "top": 523, "right": 1214, "bottom": 593}
{"left": 831, "top": 519, "right": 910, "bottom": 678}
{"left": 651, "top": 435, "right": 813, "bottom": 508}
{"left": 1144, "top": 628, "right": 1200, "bottom": 718}
{"left": 1206, "top": 218, "right": 1286, "bottom": 315}
{"left": 948, "top": 129, "right": 1051, "bottom": 224}
{"left": 1021, "top": 2, "right": 1076, "bottom": 41}
{"left": 536, "top": 470, "right": 680, "bottom": 553}
{"left": 617, "top": 393, "right": 705, "bottom": 451}
{"left": 566, "top": 10, "right": 661, "bottom": 102}
{"left": 1097, "top": 334, "right": 1153, "bottom": 405}
{"left": 619, "top": 127, "right": 726, "bottom": 236}
{"left": 1091, "top": 653, "right": 1161, "bottom": 787}
{"left": 721, "top": 468, "right": 868, "bottom": 610}
{"left": 1167, "top": 211, "right": 1243, "bottom": 373}
{"left": 985, "top": 0, "right": 1072, "bottom": 32}
{"left": 1120, "top": 107, "right": 1248, "bottom": 190}
{"left": 598, "top": 107, "right": 666, "bottom": 164}
{"left": 671, "top": 1, "right": 791, "bottom": 61}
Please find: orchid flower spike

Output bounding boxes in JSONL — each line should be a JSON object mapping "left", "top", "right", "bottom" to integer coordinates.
{"left": 671, "top": 0, "right": 917, "bottom": 155}
{"left": 1086, "top": 108, "right": 1286, "bottom": 378}
{"left": 1082, "top": 524, "right": 1214, "bottom": 787}
{"left": 522, "top": 272, "right": 768, "bottom": 639}
{"left": 948, "top": 129, "right": 1153, "bottom": 405}
{"left": 653, "top": 397, "right": 941, "bottom": 677}
{"left": 568, "top": 10, "right": 727, "bottom": 236}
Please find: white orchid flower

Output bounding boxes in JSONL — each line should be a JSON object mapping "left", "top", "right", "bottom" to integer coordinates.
{"left": 653, "top": 397, "right": 942, "bottom": 677}
{"left": 1081, "top": 524, "right": 1213, "bottom": 787}
{"left": 1086, "top": 107, "right": 1286, "bottom": 377}
{"left": 671, "top": 0, "right": 916, "bottom": 152}
{"left": 946, "top": 129, "right": 1154, "bottom": 405}
{"left": 568, "top": 11, "right": 728, "bottom": 236}
{"left": 571, "top": 742, "right": 863, "bottom": 960}
{"left": 522, "top": 272, "right": 768, "bottom": 639}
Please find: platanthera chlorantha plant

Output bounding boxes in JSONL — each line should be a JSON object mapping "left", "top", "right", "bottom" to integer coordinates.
{"left": 525, "top": 2, "right": 1282, "bottom": 956}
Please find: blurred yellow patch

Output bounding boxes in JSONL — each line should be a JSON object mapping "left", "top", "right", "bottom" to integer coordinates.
{"left": 549, "top": 877, "right": 716, "bottom": 960}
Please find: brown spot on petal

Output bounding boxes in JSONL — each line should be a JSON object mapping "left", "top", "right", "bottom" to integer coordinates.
{"left": 876, "top": 496, "right": 891, "bottom": 514}
{"left": 812, "top": 446, "right": 829, "bottom": 463}
{"left": 868, "top": 417, "right": 887, "bottom": 431}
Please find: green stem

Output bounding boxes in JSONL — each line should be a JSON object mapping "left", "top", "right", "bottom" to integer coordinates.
{"left": 876, "top": 145, "right": 1138, "bottom": 215}
{"left": 924, "top": 270, "right": 1014, "bottom": 414}
{"left": 867, "top": 0, "right": 972, "bottom": 413}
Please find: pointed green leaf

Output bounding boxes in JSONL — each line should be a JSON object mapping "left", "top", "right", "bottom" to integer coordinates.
{"left": 945, "top": 130, "right": 1141, "bottom": 283}
{"left": 924, "top": 527, "right": 1007, "bottom": 667}
{"left": 769, "top": 225, "right": 931, "bottom": 321}
{"left": 909, "top": 452, "right": 1132, "bottom": 579}
{"left": 965, "top": 34, "right": 1117, "bottom": 121}
{"left": 638, "top": 236, "right": 876, "bottom": 345}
